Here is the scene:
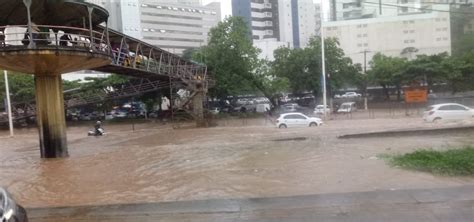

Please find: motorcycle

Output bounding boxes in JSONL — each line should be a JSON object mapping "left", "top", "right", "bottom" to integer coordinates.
{"left": 0, "top": 187, "right": 28, "bottom": 222}
{"left": 88, "top": 128, "right": 105, "bottom": 136}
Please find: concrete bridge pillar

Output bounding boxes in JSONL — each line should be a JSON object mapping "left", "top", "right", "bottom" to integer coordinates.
{"left": 35, "top": 74, "right": 68, "bottom": 158}
{"left": 192, "top": 90, "right": 205, "bottom": 127}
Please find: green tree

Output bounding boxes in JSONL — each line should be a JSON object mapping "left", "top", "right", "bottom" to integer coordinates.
{"left": 441, "top": 52, "right": 474, "bottom": 94}
{"left": 0, "top": 73, "right": 35, "bottom": 102}
{"left": 252, "top": 59, "right": 289, "bottom": 106}
{"left": 272, "top": 37, "right": 360, "bottom": 98}
{"left": 194, "top": 16, "right": 261, "bottom": 99}
{"left": 403, "top": 53, "right": 448, "bottom": 91}
{"left": 367, "top": 53, "right": 407, "bottom": 100}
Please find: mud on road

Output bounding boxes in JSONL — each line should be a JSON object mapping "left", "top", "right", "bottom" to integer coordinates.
{"left": 1, "top": 118, "right": 474, "bottom": 208}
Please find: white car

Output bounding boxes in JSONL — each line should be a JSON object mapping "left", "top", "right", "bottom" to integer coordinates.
{"left": 337, "top": 102, "right": 357, "bottom": 113}
{"left": 209, "top": 107, "right": 220, "bottom": 115}
{"left": 341, "top": 92, "right": 362, "bottom": 98}
{"left": 276, "top": 112, "right": 323, "bottom": 128}
{"left": 423, "top": 103, "right": 474, "bottom": 122}
{"left": 314, "top": 105, "right": 331, "bottom": 115}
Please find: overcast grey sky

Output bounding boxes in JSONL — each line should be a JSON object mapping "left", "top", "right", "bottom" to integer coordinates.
{"left": 202, "top": 0, "right": 330, "bottom": 21}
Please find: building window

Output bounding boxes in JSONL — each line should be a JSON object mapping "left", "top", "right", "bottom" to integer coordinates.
{"left": 357, "top": 34, "right": 362, "bottom": 38}
{"left": 436, "top": 38, "right": 442, "bottom": 41}
{"left": 363, "top": 33, "right": 368, "bottom": 37}
{"left": 404, "top": 40, "right": 410, "bottom": 43}
{"left": 409, "top": 30, "right": 415, "bottom": 33}
{"left": 357, "top": 43, "right": 362, "bottom": 47}
{"left": 404, "top": 30, "right": 409, "bottom": 34}
{"left": 409, "top": 20, "right": 415, "bottom": 24}
{"left": 435, "top": 18, "right": 441, "bottom": 22}
{"left": 401, "top": 7, "right": 408, "bottom": 13}
{"left": 410, "top": 39, "right": 415, "bottom": 43}
{"left": 363, "top": 24, "right": 367, "bottom": 27}
{"left": 363, "top": 43, "right": 368, "bottom": 46}
{"left": 442, "top": 18, "right": 447, "bottom": 21}
{"left": 443, "top": 37, "right": 448, "bottom": 40}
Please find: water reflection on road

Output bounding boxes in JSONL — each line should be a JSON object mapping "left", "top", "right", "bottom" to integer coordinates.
{"left": 1, "top": 119, "right": 473, "bottom": 208}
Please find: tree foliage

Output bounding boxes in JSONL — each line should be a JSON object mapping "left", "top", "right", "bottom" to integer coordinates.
{"left": 367, "top": 53, "right": 407, "bottom": 100}
{"left": 272, "top": 37, "right": 360, "bottom": 98}
{"left": 195, "top": 16, "right": 261, "bottom": 99}
{"left": 367, "top": 52, "right": 474, "bottom": 98}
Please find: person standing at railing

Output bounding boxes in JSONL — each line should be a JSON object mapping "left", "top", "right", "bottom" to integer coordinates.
{"left": 121, "top": 42, "right": 130, "bottom": 66}
{"left": 59, "top": 34, "right": 71, "bottom": 46}
{"left": 30, "top": 21, "right": 40, "bottom": 42}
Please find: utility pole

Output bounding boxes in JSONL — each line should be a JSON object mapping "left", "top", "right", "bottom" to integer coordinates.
{"left": 320, "top": 0, "right": 327, "bottom": 119}
{"left": 361, "top": 50, "right": 371, "bottom": 110}
{"left": 4, "top": 70, "right": 13, "bottom": 137}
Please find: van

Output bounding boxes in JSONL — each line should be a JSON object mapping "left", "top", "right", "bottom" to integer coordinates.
{"left": 337, "top": 102, "right": 357, "bottom": 113}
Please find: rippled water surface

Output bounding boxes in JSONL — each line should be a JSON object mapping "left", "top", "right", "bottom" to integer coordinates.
{"left": 1, "top": 119, "right": 473, "bottom": 208}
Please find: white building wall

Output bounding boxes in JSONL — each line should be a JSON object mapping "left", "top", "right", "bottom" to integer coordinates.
{"left": 278, "top": 0, "right": 294, "bottom": 46}
{"left": 324, "top": 5, "right": 451, "bottom": 67}
{"left": 254, "top": 39, "right": 289, "bottom": 60}
{"left": 295, "top": 0, "right": 316, "bottom": 48}
{"left": 121, "top": 0, "right": 142, "bottom": 39}
{"left": 140, "top": 1, "right": 220, "bottom": 55}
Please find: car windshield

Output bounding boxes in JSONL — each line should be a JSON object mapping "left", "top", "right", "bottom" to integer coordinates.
{"left": 1, "top": 0, "right": 474, "bottom": 221}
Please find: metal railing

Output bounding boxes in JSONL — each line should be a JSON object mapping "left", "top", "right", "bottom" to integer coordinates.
{"left": 0, "top": 25, "right": 211, "bottom": 86}
{"left": 0, "top": 25, "right": 108, "bottom": 53}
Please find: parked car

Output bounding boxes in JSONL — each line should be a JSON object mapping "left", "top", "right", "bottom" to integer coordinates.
{"left": 113, "top": 110, "right": 128, "bottom": 118}
{"left": 337, "top": 102, "right": 357, "bottom": 113}
{"left": 105, "top": 112, "right": 114, "bottom": 120}
{"left": 423, "top": 103, "right": 474, "bottom": 122}
{"left": 79, "top": 112, "right": 92, "bottom": 121}
{"left": 314, "top": 105, "right": 331, "bottom": 115}
{"left": 341, "top": 92, "right": 362, "bottom": 98}
{"left": 209, "top": 107, "right": 220, "bottom": 115}
{"left": 276, "top": 112, "right": 323, "bottom": 128}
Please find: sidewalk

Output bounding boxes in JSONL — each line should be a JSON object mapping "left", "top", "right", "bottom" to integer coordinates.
{"left": 28, "top": 185, "right": 474, "bottom": 222}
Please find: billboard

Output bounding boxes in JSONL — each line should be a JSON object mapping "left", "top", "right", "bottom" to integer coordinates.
{"left": 404, "top": 86, "right": 428, "bottom": 103}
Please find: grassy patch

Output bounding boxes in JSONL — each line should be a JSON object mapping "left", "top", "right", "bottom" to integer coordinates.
{"left": 390, "top": 146, "right": 474, "bottom": 176}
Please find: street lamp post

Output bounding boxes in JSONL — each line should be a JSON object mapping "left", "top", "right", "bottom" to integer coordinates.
{"left": 361, "top": 50, "right": 371, "bottom": 110}
{"left": 3, "top": 70, "right": 13, "bottom": 137}
{"left": 320, "top": 0, "right": 327, "bottom": 119}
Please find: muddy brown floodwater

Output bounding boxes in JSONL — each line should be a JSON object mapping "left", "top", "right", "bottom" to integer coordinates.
{"left": 1, "top": 117, "right": 474, "bottom": 208}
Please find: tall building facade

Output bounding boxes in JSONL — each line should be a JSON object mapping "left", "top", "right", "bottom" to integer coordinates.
{"left": 232, "top": 0, "right": 293, "bottom": 44}
{"left": 140, "top": 0, "right": 221, "bottom": 54}
{"left": 232, "top": 0, "right": 319, "bottom": 54}
{"left": 87, "top": 0, "right": 221, "bottom": 55}
{"left": 291, "top": 0, "right": 316, "bottom": 48}
{"left": 329, "top": 0, "right": 426, "bottom": 21}
{"left": 315, "top": 3, "right": 322, "bottom": 36}
{"left": 324, "top": 5, "right": 452, "bottom": 67}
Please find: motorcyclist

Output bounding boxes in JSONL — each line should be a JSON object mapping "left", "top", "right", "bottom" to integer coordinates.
{"left": 94, "top": 121, "right": 103, "bottom": 135}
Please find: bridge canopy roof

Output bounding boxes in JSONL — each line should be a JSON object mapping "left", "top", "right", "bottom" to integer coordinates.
{"left": 0, "top": 0, "right": 108, "bottom": 27}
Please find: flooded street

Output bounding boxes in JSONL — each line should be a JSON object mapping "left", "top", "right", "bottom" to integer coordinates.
{"left": 1, "top": 118, "right": 474, "bottom": 208}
